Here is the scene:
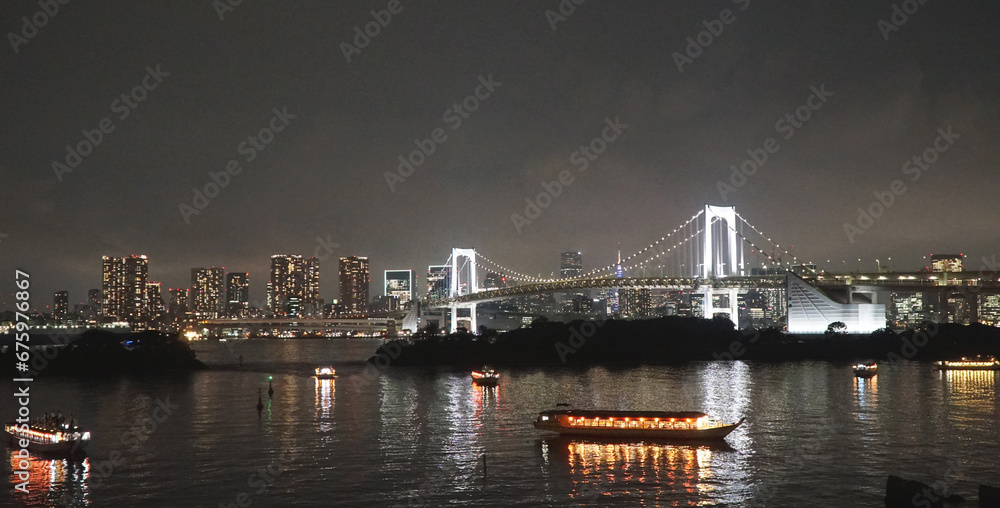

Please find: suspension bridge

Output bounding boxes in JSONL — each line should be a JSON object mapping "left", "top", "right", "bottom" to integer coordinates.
{"left": 412, "top": 205, "right": 892, "bottom": 334}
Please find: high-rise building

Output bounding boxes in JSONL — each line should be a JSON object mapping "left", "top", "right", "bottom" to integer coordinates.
{"left": 301, "top": 257, "right": 321, "bottom": 317}
{"left": 226, "top": 272, "right": 250, "bottom": 317}
{"left": 88, "top": 289, "right": 102, "bottom": 314}
{"left": 427, "top": 265, "right": 450, "bottom": 300}
{"left": 145, "top": 282, "right": 165, "bottom": 316}
{"left": 123, "top": 256, "right": 149, "bottom": 324}
{"left": 269, "top": 255, "right": 297, "bottom": 315}
{"left": 101, "top": 256, "right": 126, "bottom": 319}
{"left": 561, "top": 251, "right": 583, "bottom": 279}
{"left": 191, "top": 267, "right": 225, "bottom": 318}
{"left": 384, "top": 270, "right": 413, "bottom": 306}
{"left": 339, "top": 256, "right": 370, "bottom": 314}
{"left": 53, "top": 291, "right": 68, "bottom": 319}
{"left": 168, "top": 288, "right": 189, "bottom": 316}
{"left": 931, "top": 254, "right": 963, "bottom": 272}
{"left": 268, "top": 255, "right": 321, "bottom": 317}
{"left": 102, "top": 255, "right": 149, "bottom": 323}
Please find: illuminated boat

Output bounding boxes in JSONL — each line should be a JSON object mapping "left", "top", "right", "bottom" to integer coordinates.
{"left": 853, "top": 362, "right": 877, "bottom": 378}
{"left": 314, "top": 366, "right": 337, "bottom": 379}
{"left": 533, "top": 410, "right": 744, "bottom": 440}
{"left": 471, "top": 366, "right": 499, "bottom": 386}
{"left": 4, "top": 418, "right": 90, "bottom": 455}
{"left": 936, "top": 356, "right": 999, "bottom": 371}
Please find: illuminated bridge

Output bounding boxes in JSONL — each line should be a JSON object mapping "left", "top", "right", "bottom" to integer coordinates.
{"left": 415, "top": 205, "right": 1000, "bottom": 334}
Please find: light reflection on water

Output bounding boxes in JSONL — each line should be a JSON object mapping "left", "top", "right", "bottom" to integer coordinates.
{"left": 7, "top": 453, "right": 90, "bottom": 507}
{"left": 2, "top": 340, "right": 998, "bottom": 507}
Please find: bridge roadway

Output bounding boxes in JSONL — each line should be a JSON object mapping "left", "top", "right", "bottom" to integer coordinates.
{"left": 428, "top": 271, "right": 1000, "bottom": 307}
{"left": 194, "top": 315, "right": 405, "bottom": 335}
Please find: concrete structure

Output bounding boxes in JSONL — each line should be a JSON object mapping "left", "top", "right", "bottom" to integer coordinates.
{"left": 786, "top": 273, "right": 885, "bottom": 334}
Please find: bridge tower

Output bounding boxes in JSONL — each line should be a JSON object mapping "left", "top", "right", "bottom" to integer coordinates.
{"left": 701, "top": 205, "right": 743, "bottom": 327}
{"left": 449, "top": 247, "right": 478, "bottom": 333}
{"left": 701, "top": 205, "right": 742, "bottom": 278}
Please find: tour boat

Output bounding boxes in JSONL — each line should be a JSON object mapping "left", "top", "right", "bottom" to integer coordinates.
{"left": 471, "top": 366, "right": 499, "bottom": 386}
{"left": 936, "top": 356, "right": 999, "bottom": 371}
{"left": 314, "top": 366, "right": 337, "bottom": 379}
{"left": 853, "top": 362, "right": 878, "bottom": 378}
{"left": 533, "top": 409, "right": 744, "bottom": 440}
{"left": 4, "top": 417, "right": 90, "bottom": 455}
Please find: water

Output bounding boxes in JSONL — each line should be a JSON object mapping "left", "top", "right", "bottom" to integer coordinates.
{"left": 2, "top": 338, "right": 998, "bottom": 507}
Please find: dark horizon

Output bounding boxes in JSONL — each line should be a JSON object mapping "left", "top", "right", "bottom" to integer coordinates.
{"left": 3, "top": 1, "right": 999, "bottom": 309}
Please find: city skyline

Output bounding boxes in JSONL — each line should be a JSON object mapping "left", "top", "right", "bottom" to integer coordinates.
{"left": 1, "top": 244, "right": 988, "bottom": 314}
{"left": 3, "top": 2, "right": 1000, "bottom": 311}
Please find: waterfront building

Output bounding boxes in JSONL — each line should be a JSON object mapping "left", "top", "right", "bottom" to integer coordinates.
{"left": 191, "top": 267, "right": 225, "bottom": 318}
{"left": 786, "top": 274, "right": 885, "bottom": 334}
{"left": 145, "top": 282, "right": 165, "bottom": 316}
{"left": 268, "top": 255, "right": 321, "bottom": 317}
{"left": 384, "top": 270, "right": 413, "bottom": 306}
{"left": 890, "top": 292, "right": 926, "bottom": 329}
{"left": 102, "top": 255, "right": 149, "bottom": 324}
{"left": 427, "top": 265, "right": 450, "bottom": 300}
{"left": 53, "top": 291, "right": 68, "bottom": 319}
{"left": 88, "top": 289, "right": 102, "bottom": 314}
{"left": 168, "top": 288, "right": 189, "bottom": 316}
{"left": 339, "top": 256, "right": 370, "bottom": 314}
{"left": 226, "top": 272, "right": 250, "bottom": 317}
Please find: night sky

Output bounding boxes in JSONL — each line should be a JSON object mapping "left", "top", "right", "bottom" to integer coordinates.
{"left": 2, "top": 1, "right": 999, "bottom": 308}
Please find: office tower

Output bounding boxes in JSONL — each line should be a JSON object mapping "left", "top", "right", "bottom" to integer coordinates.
{"left": 339, "top": 256, "right": 370, "bottom": 314}
{"left": 561, "top": 251, "right": 583, "bottom": 279}
{"left": 931, "top": 254, "right": 963, "bottom": 272}
{"left": 384, "top": 270, "right": 413, "bottom": 306}
{"left": 53, "top": 291, "right": 68, "bottom": 319}
{"left": 168, "top": 288, "right": 189, "bottom": 316}
{"left": 145, "top": 282, "right": 165, "bottom": 315}
{"left": 426, "top": 265, "right": 450, "bottom": 300}
{"left": 226, "top": 272, "right": 250, "bottom": 317}
{"left": 191, "top": 267, "right": 225, "bottom": 318}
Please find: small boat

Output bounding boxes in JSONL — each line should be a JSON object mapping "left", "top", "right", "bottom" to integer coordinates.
{"left": 314, "top": 366, "right": 337, "bottom": 379}
{"left": 937, "top": 356, "right": 1000, "bottom": 370}
{"left": 471, "top": 366, "right": 499, "bottom": 386}
{"left": 4, "top": 415, "right": 90, "bottom": 455}
{"left": 853, "top": 362, "right": 878, "bottom": 378}
{"left": 533, "top": 409, "right": 744, "bottom": 440}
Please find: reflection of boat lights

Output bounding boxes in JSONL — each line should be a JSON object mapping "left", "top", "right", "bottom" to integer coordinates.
{"left": 563, "top": 441, "right": 715, "bottom": 495}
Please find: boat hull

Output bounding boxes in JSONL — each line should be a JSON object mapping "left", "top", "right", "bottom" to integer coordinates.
{"left": 854, "top": 370, "right": 877, "bottom": 378}
{"left": 937, "top": 366, "right": 999, "bottom": 371}
{"left": 5, "top": 431, "right": 89, "bottom": 455}
{"left": 472, "top": 377, "right": 498, "bottom": 387}
{"left": 533, "top": 420, "right": 743, "bottom": 440}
